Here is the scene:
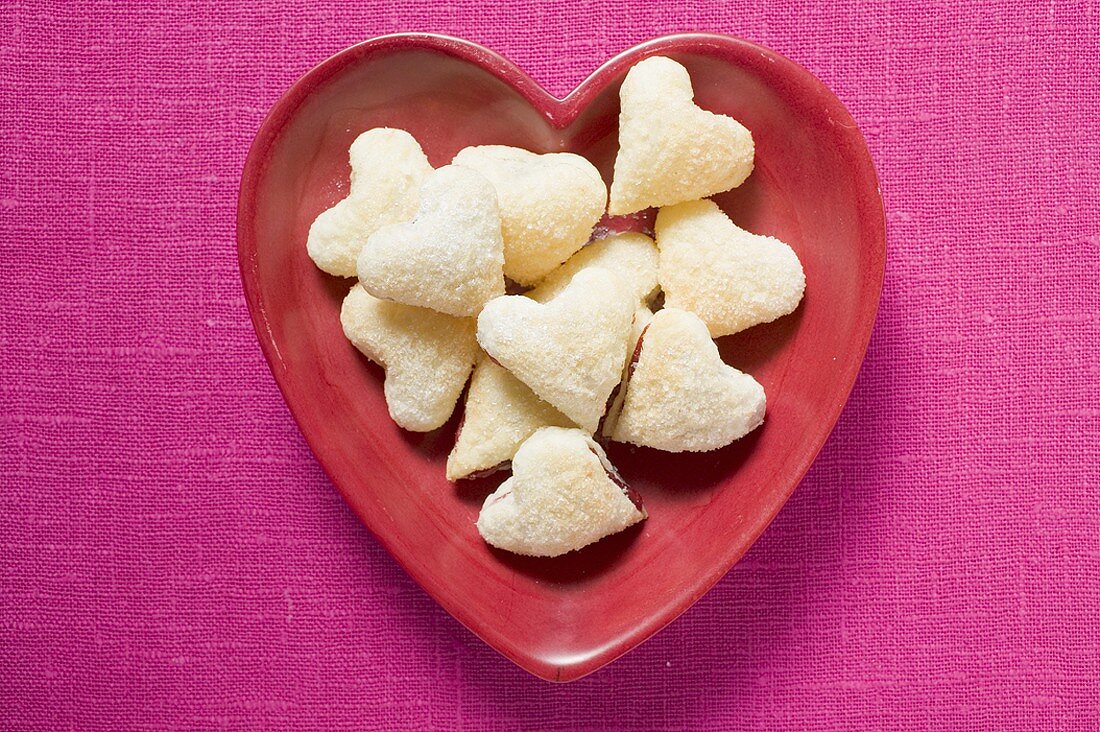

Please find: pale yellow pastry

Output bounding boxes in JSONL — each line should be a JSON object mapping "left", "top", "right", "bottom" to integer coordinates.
{"left": 357, "top": 165, "right": 505, "bottom": 317}
{"left": 656, "top": 199, "right": 805, "bottom": 337}
{"left": 612, "top": 308, "right": 765, "bottom": 452}
{"left": 476, "top": 267, "right": 635, "bottom": 433}
{"left": 307, "top": 128, "right": 432, "bottom": 277}
{"left": 527, "top": 232, "right": 659, "bottom": 305}
{"left": 340, "top": 284, "right": 478, "bottom": 432}
{"left": 601, "top": 305, "right": 654, "bottom": 438}
{"left": 609, "top": 57, "right": 754, "bottom": 215}
{"left": 452, "top": 145, "right": 607, "bottom": 285}
{"left": 446, "top": 357, "right": 573, "bottom": 481}
{"left": 477, "top": 427, "right": 646, "bottom": 557}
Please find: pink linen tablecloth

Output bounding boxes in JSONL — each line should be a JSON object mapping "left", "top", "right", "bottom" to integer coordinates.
{"left": 2, "top": 1, "right": 1098, "bottom": 729}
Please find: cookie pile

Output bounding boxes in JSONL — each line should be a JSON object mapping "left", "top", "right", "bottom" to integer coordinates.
{"left": 308, "top": 57, "right": 805, "bottom": 558}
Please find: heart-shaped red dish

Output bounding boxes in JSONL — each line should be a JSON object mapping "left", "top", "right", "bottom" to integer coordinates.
{"left": 237, "top": 33, "right": 884, "bottom": 682}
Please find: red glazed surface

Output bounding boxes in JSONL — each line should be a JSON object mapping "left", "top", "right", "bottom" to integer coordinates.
{"left": 237, "top": 33, "right": 885, "bottom": 682}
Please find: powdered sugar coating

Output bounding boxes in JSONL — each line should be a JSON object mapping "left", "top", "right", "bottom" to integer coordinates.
{"left": 446, "top": 357, "right": 573, "bottom": 481}
{"left": 476, "top": 268, "right": 635, "bottom": 433}
{"left": 656, "top": 199, "right": 806, "bottom": 337}
{"left": 357, "top": 165, "right": 505, "bottom": 317}
{"left": 307, "top": 128, "right": 432, "bottom": 277}
{"left": 477, "top": 427, "right": 646, "bottom": 557}
{"left": 612, "top": 308, "right": 765, "bottom": 452}
{"left": 609, "top": 56, "right": 755, "bottom": 215}
{"left": 526, "top": 232, "right": 659, "bottom": 305}
{"left": 452, "top": 145, "right": 607, "bottom": 285}
{"left": 340, "top": 284, "right": 478, "bottom": 432}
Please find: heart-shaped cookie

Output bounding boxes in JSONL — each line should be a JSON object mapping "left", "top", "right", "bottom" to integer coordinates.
{"left": 446, "top": 357, "right": 573, "bottom": 481}
{"left": 306, "top": 128, "right": 432, "bottom": 277}
{"left": 476, "top": 267, "right": 635, "bottom": 433}
{"left": 451, "top": 145, "right": 607, "bottom": 285}
{"left": 477, "top": 427, "right": 647, "bottom": 557}
{"left": 357, "top": 164, "right": 505, "bottom": 316}
{"left": 527, "top": 232, "right": 659, "bottom": 305}
{"left": 656, "top": 198, "right": 806, "bottom": 337}
{"left": 609, "top": 56, "right": 755, "bottom": 215}
{"left": 612, "top": 308, "right": 766, "bottom": 452}
{"left": 340, "top": 283, "right": 478, "bottom": 432}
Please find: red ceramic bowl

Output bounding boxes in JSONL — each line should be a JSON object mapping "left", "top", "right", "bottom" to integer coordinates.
{"left": 237, "top": 33, "right": 885, "bottom": 681}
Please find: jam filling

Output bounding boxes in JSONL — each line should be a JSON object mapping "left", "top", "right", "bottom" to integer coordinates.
{"left": 504, "top": 277, "right": 530, "bottom": 296}
{"left": 589, "top": 447, "right": 644, "bottom": 511}
{"left": 465, "top": 461, "right": 511, "bottom": 481}
{"left": 596, "top": 324, "right": 650, "bottom": 437}
{"left": 590, "top": 209, "right": 657, "bottom": 240}
{"left": 627, "top": 324, "right": 649, "bottom": 382}
{"left": 596, "top": 382, "right": 623, "bottom": 437}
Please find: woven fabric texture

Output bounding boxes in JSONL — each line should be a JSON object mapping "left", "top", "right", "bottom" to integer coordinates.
{"left": 2, "top": 1, "right": 1098, "bottom": 729}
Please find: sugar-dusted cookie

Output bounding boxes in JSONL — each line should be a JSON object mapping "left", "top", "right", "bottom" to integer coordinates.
{"left": 446, "top": 357, "right": 573, "bottom": 481}
{"left": 452, "top": 145, "right": 607, "bottom": 285}
{"left": 476, "top": 268, "right": 635, "bottom": 433}
{"left": 601, "top": 305, "right": 654, "bottom": 438}
{"left": 340, "top": 284, "right": 478, "bottom": 432}
{"left": 477, "top": 427, "right": 646, "bottom": 557}
{"left": 609, "top": 57, "right": 754, "bottom": 215}
{"left": 656, "top": 199, "right": 805, "bottom": 337}
{"left": 612, "top": 308, "right": 765, "bottom": 452}
{"left": 527, "top": 232, "right": 659, "bottom": 305}
{"left": 307, "top": 128, "right": 432, "bottom": 277}
{"left": 358, "top": 165, "right": 505, "bottom": 317}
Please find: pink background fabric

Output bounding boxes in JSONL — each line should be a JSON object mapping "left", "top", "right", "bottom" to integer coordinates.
{"left": 3, "top": 0, "right": 1098, "bottom": 728}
